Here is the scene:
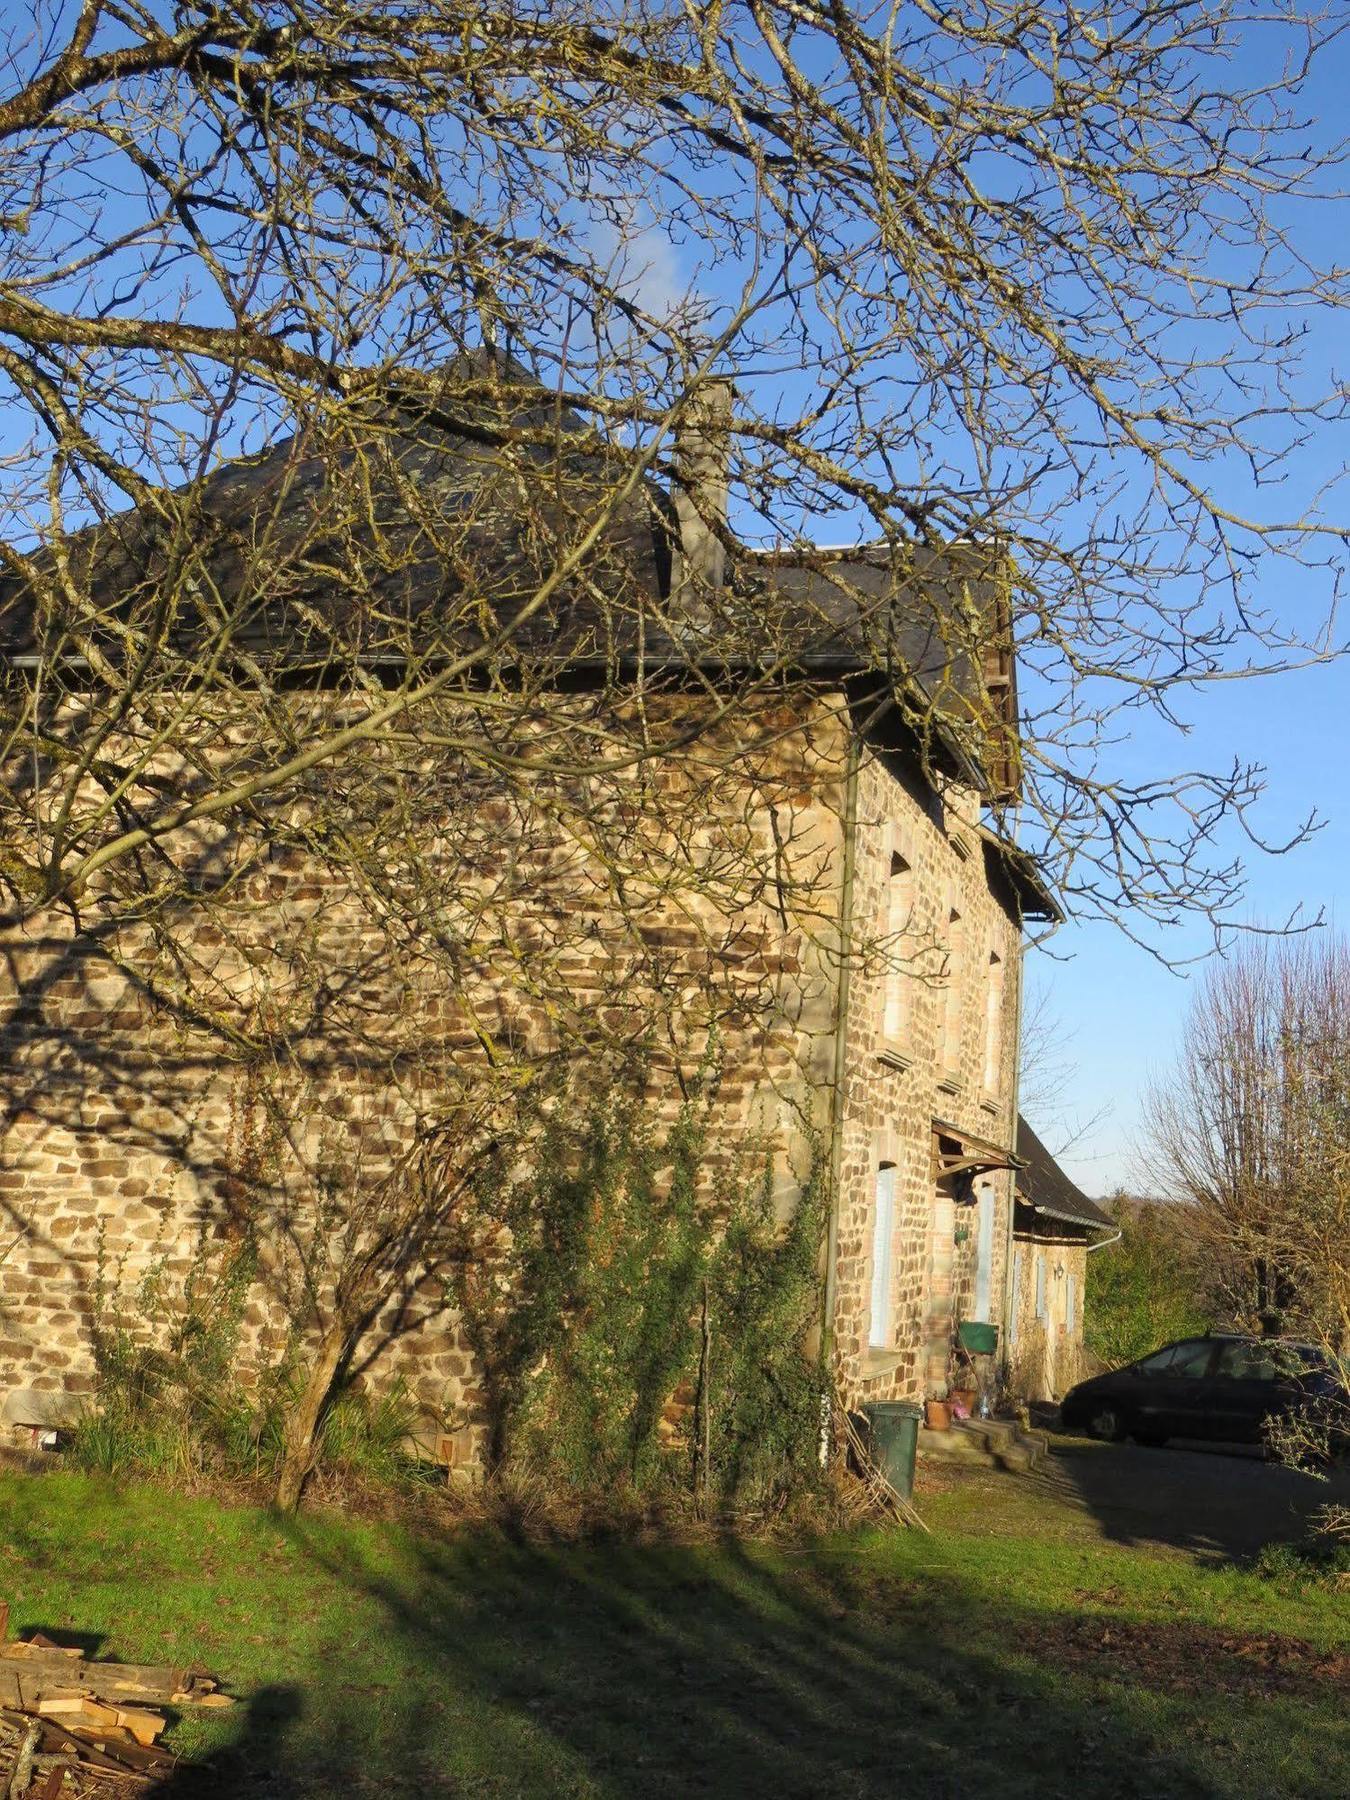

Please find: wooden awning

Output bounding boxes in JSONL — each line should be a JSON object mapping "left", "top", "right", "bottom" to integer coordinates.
{"left": 932, "top": 1117, "right": 1023, "bottom": 1181}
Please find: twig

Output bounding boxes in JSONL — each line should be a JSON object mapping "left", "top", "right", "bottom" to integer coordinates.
{"left": 837, "top": 1406, "right": 929, "bottom": 1532}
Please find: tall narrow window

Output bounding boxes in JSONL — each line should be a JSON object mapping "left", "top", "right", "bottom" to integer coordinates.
{"left": 974, "top": 1184, "right": 996, "bottom": 1322}
{"left": 983, "top": 948, "right": 1004, "bottom": 1092}
{"left": 942, "top": 906, "right": 964, "bottom": 1070}
{"left": 1010, "top": 1247, "right": 1023, "bottom": 1348}
{"left": 1034, "top": 1251, "right": 1047, "bottom": 1321}
{"left": 868, "top": 1163, "right": 897, "bottom": 1349}
{"left": 1066, "top": 1272, "right": 1077, "bottom": 1335}
{"left": 880, "top": 854, "right": 913, "bottom": 1046}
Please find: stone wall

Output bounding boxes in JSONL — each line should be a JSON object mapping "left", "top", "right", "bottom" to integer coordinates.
{"left": 828, "top": 744, "right": 1023, "bottom": 1410}
{"left": 0, "top": 695, "right": 848, "bottom": 1466}
{"left": 0, "top": 688, "right": 1030, "bottom": 1463}
{"left": 1008, "top": 1225, "right": 1089, "bottom": 1401}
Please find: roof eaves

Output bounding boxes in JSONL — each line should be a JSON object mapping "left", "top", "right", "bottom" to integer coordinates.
{"left": 1022, "top": 1196, "right": 1116, "bottom": 1233}
{"left": 978, "top": 826, "right": 1062, "bottom": 924}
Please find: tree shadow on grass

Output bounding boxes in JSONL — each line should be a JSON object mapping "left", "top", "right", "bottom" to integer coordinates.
{"left": 148, "top": 1518, "right": 1299, "bottom": 1800}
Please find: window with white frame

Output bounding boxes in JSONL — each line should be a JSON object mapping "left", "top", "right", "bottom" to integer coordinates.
{"left": 868, "top": 1163, "right": 898, "bottom": 1349}
{"left": 1066, "top": 1272, "right": 1077, "bottom": 1335}
{"left": 974, "top": 1183, "right": 996, "bottom": 1322}
{"left": 1034, "top": 1250, "right": 1047, "bottom": 1321}
{"left": 880, "top": 853, "right": 914, "bottom": 1047}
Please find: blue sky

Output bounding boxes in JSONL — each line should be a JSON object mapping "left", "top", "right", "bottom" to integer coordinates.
{"left": 1038, "top": 647, "right": 1349, "bottom": 1198}
{"left": 1019, "top": 21, "right": 1350, "bottom": 1197}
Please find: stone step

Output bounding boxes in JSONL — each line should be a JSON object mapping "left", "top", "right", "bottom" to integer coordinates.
{"left": 918, "top": 1416, "right": 1047, "bottom": 1473}
{"left": 956, "top": 1417, "right": 1048, "bottom": 1460}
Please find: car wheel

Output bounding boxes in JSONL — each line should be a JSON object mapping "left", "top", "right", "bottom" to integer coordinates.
{"left": 1087, "top": 1402, "right": 1127, "bottom": 1443}
{"left": 1133, "top": 1430, "right": 1169, "bottom": 1448}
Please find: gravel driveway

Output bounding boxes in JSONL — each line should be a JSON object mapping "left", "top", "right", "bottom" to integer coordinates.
{"left": 1027, "top": 1429, "right": 1350, "bottom": 1561}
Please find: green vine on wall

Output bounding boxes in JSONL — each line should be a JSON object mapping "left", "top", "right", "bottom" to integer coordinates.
{"left": 450, "top": 1073, "right": 826, "bottom": 1509}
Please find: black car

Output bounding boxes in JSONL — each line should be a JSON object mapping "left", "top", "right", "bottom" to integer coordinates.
{"left": 1059, "top": 1334, "right": 1347, "bottom": 1448}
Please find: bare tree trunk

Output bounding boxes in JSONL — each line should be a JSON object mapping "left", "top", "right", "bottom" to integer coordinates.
{"left": 275, "top": 1321, "right": 350, "bottom": 1514}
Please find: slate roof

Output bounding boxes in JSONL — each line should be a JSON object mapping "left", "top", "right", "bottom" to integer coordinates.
{"left": 0, "top": 356, "right": 1023, "bottom": 802}
{"left": 1015, "top": 1116, "right": 1114, "bottom": 1231}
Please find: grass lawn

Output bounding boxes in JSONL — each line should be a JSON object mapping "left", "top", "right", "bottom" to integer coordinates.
{"left": 0, "top": 1462, "right": 1345, "bottom": 1799}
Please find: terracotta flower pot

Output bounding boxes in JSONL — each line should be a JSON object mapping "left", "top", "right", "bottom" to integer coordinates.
{"left": 924, "top": 1399, "right": 952, "bottom": 1431}
{"left": 949, "top": 1387, "right": 977, "bottom": 1412}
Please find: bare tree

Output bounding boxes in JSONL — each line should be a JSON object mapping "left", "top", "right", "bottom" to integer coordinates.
{"left": 0, "top": 1, "right": 1345, "bottom": 937}
{"left": 1, "top": 2, "right": 1349, "bottom": 1502}
{"left": 1143, "top": 937, "right": 1350, "bottom": 1492}
{"left": 1017, "top": 970, "right": 1107, "bottom": 1158}
{"left": 1141, "top": 934, "right": 1350, "bottom": 1346}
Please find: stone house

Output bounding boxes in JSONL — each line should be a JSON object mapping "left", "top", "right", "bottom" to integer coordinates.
{"left": 1008, "top": 1116, "right": 1116, "bottom": 1401}
{"left": 0, "top": 367, "right": 1061, "bottom": 1464}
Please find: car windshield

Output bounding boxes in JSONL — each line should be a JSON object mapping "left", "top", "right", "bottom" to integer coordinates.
{"left": 1133, "top": 1341, "right": 1213, "bottom": 1377}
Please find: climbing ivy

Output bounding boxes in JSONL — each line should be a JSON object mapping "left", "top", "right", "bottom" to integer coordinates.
{"left": 451, "top": 1074, "right": 825, "bottom": 1509}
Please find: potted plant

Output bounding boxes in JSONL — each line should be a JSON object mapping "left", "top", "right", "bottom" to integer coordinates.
{"left": 924, "top": 1392, "right": 952, "bottom": 1431}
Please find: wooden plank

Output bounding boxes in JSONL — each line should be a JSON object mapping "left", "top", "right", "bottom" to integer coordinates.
{"left": 36, "top": 1694, "right": 122, "bottom": 1733}
{"left": 113, "top": 1706, "right": 165, "bottom": 1747}
{"left": 38, "top": 1722, "right": 166, "bottom": 1779}
{"left": 33, "top": 1767, "right": 70, "bottom": 1800}
{"left": 58, "top": 1724, "right": 175, "bottom": 1777}
{"left": 0, "top": 1646, "right": 201, "bottom": 1703}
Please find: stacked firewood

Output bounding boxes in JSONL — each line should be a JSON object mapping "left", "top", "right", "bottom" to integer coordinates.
{"left": 0, "top": 1605, "right": 231, "bottom": 1795}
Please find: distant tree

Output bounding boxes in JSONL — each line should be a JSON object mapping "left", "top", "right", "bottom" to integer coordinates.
{"left": 1084, "top": 1194, "right": 1213, "bottom": 1369}
{"left": 1141, "top": 936, "right": 1350, "bottom": 1485}
{"left": 1017, "top": 972, "right": 1107, "bottom": 1158}
{"left": 1141, "top": 936, "right": 1350, "bottom": 1347}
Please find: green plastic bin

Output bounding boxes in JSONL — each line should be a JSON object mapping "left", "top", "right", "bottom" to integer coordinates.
{"left": 957, "top": 1319, "right": 999, "bottom": 1356}
{"left": 862, "top": 1400, "right": 922, "bottom": 1500}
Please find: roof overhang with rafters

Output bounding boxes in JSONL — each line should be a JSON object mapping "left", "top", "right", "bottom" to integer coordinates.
{"left": 932, "top": 1117, "right": 1023, "bottom": 1182}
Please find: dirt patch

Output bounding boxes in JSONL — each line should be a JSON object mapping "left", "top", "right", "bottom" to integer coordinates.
{"left": 1021, "top": 1613, "right": 1350, "bottom": 1701}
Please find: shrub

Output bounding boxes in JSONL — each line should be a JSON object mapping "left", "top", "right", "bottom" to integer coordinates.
{"left": 1085, "top": 1197, "right": 1212, "bottom": 1368}
{"left": 69, "top": 1223, "right": 432, "bottom": 1494}
{"left": 1252, "top": 1529, "right": 1350, "bottom": 1590}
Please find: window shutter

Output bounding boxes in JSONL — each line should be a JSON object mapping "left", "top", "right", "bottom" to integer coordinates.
{"left": 868, "top": 1165, "right": 897, "bottom": 1349}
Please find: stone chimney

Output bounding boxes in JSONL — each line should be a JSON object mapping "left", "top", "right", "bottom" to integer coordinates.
{"left": 671, "top": 378, "right": 734, "bottom": 606}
